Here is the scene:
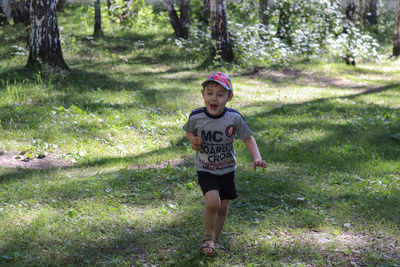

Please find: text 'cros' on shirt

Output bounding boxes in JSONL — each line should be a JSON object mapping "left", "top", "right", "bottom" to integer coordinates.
{"left": 183, "top": 107, "right": 253, "bottom": 175}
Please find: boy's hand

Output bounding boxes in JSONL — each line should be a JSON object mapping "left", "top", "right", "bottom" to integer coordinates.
{"left": 191, "top": 136, "right": 203, "bottom": 152}
{"left": 252, "top": 159, "right": 267, "bottom": 171}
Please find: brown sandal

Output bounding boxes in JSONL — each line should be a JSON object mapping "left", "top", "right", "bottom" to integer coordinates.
{"left": 201, "top": 235, "right": 215, "bottom": 256}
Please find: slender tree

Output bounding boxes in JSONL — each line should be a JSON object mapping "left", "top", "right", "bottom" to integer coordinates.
{"left": 0, "top": 6, "right": 7, "bottom": 25}
{"left": 94, "top": 0, "right": 102, "bottom": 37}
{"left": 26, "top": 0, "right": 69, "bottom": 71}
{"left": 11, "top": 0, "right": 29, "bottom": 25}
{"left": 393, "top": 0, "right": 400, "bottom": 57}
{"left": 56, "top": 0, "right": 67, "bottom": 12}
{"left": 165, "top": 0, "right": 190, "bottom": 39}
{"left": 1, "top": 0, "right": 12, "bottom": 20}
{"left": 276, "top": 1, "right": 290, "bottom": 41}
{"left": 367, "top": 0, "right": 378, "bottom": 25}
{"left": 259, "top": 0, "right": 268, "bottom": 26}
{"left": 200, "top": 0, "right": 209, "bottom": 25}
{"left": 209, "top": 0, "right": 233, "bottom": 62}
{"left": 360, "top": 0, "right": 367, "bottom": 29}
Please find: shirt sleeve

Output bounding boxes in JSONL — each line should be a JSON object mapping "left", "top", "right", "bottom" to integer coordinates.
{"left": 235, "top": 114, "right": 253, "bottom": 140}
{"left": 183, "top": 116, "right": 195, "bottom": 132}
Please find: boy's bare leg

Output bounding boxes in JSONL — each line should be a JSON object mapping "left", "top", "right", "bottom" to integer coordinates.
{"left": 214, "top": 199, "right": 229, "bottom": 241}
{"left": 202, "top": 190, "right": 220, "bottom": 254}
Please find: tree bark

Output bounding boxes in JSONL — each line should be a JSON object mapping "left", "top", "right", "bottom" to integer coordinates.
{"left": 0, "top": 6, "right": 8, "bottom": 25}
{"left": 11, "top": 0, "right": 29, "bottom": 25}
{"left": 393, "top": 0, "right": 400, "bottom": 57}
{"left": 107, "top": 0, "right": 112, "bottom": 15}
{"left": 259, "top": 0, "right": 268, "bottom": 26}
{"left": 165, "top": 0, "right": 189, "bottom": 39}
{"left": 94, "top": 0, "right": 102, "bottom": 37}
{"left": 360, "top": 0, "right": 367, "bottom": 29}
{"left": 344, "top": 0, "right": 357, "bottom": 33}
{"left": 179, "top": 0, "right": 190, "bottom": 38}
{"left": 367, "top": 0, "right": 377, "bottom": 25}
{"left": 201, "top": 0, "right": 209, "bottom": 25}
{"left": 56, "top": 0, "right": 67, "bottom": 12}
{"left": 209, "top": 0, "right": 233, "bottom": 62}
{"left": 345, "top": 0, "right": 357, "bottom": 24}
{"left": 276, "top": 1, "right": 290, "bottom": 41}
{"left": 1, "top": 0, "right": 12, "bottom": 18}
{"left": 26, "top": 0, "right": 69, "bottom": 71}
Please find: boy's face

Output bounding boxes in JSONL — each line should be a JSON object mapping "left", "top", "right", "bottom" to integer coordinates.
{"left": 201, "top": 82, "right": 233, "bottom": 116}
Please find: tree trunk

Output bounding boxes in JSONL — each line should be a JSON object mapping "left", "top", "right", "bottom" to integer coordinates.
{"left": 1, "top": 0, "right": 12, "bottom": 18}
{"left": 393, "top": 0, "right": 400, "bottom": 57}
{"left": 56, "top": 0, "right": 67, "bottom": 12}
{"left": 345, "top": 0, "right": 357, "bottom": 24}
{"left": 367, "top": 0, "right": 377, "bottom": 25}
{"left": 179, "top": 0, "right": 190, "bottom": 38}
{"left": 200, "top": 0, "right": 209, "bottom": 25}
{"left": 344, "top": 0, "right": 357, "bottom": 33}
{"left": 94, "top": 0, "right": 102, "bottom": 37}
{"left": 165, "top": 0, "right": 189, "bottom": 39}
{"left": 276, "top": 1, "right": 290, "bottom": 41}
{"left": 0, "top": 6, "right": 8, "bottom": 25}
{"left": 360, "top": 0, "right": 366, "bottom": 29}
{"left": 107, "top": 0, "right": 111, "bottom": 15}
{"left": 209, "top": 0, "right": 233, "bottom": 62}
{"left": 259, "top": 0, "right": 268, "bottom": 26}
{"left": 11, "top": 0, "right": 29, "bottom": 25}
{"left": 26, "top": 0, "right": 69, "bottom": 71}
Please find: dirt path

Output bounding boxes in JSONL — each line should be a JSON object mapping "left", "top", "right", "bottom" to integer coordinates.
{"left": 0, "top": 153, "right": 74, "bottom": 170}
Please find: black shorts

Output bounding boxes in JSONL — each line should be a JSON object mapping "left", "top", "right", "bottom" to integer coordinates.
{"left": 197, "top": 171, "right": 239, "bottom": 200}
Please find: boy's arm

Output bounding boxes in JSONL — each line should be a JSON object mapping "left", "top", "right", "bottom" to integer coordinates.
{"left": 186, "top": 131, "right": 203, "bottom": 151}
{"left": 243, "top": 136, "right": 267, "bottom": 170}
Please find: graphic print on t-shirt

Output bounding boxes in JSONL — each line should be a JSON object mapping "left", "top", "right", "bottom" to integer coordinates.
{"left": 198, "top": 126, "right": 236, "bottom": 171}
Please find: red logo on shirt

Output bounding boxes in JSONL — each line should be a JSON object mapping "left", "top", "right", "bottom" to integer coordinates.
{"left": 225, "top": 125, "right": 235, "bottom": 137}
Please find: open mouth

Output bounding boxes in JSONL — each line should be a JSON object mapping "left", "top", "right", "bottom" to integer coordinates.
{"left": 210, "top": 104, "right": 218, "bottom": 110}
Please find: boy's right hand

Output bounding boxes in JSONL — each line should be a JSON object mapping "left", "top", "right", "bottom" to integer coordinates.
{"left": 191, "top": 136, "right": 203, "bottom": 152}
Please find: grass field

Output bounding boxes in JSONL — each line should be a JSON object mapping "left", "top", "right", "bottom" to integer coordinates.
{"left": 0, "top": 5, "right": 400, "bottom": 266}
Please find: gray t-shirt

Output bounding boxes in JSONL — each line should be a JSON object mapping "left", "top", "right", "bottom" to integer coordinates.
{"left": 183, "top": 107, "right": 253, "bottom": 175}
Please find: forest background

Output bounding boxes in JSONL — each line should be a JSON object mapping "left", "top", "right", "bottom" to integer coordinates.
{"left": 0, "top": 0, "right": 400, "bottom": 266}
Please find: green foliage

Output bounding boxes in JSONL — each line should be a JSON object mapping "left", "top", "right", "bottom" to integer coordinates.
{"left": 105, "top": 0, "right": 164, "bottom": 30}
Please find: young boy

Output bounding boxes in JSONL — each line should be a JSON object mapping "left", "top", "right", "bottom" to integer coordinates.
{"left": 183, "top": 72, "right": 267, "bottom": 256}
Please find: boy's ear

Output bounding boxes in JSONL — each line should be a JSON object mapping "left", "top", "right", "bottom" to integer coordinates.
{"left": 227, "top": 92, "right": 234, "bottom": 102}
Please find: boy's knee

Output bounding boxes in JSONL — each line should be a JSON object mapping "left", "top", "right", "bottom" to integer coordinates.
{"left": 205, "top": 190, "right": 221, "bottom": 210}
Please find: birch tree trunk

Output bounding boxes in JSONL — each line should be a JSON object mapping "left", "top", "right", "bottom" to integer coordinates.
{"left": 259, "top": 0, "right": 268, "bottom": 26}
{"left": 94, "top": 0, "right": 102, "bottom": 37}
{"left": 393, "top": 0, "right": 400, "bottom": 57}
{"left": 209, "top": 0, "right": 233, "bottom": 62}
{"left": 26, "top": 0, "right": 69, "bottom": 71}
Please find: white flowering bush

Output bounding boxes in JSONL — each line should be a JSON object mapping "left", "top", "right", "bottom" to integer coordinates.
{"left": 173, "top": 0, "right": 382, "bottom": 66}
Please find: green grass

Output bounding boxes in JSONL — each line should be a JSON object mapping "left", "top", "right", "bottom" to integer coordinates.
{"left": 1, "top": 5, "right": 400, "bottom": 266}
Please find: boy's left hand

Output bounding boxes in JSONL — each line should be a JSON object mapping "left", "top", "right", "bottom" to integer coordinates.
{"left": 252, "top": 159, "right": 267, "bottom": 170}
